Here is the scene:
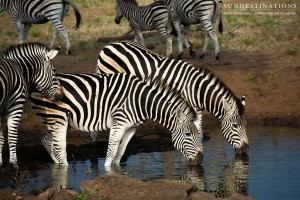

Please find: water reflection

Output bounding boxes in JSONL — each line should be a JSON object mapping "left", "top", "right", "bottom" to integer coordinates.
{"left": 1, "top": 126, "right": 299, "bottom": 200}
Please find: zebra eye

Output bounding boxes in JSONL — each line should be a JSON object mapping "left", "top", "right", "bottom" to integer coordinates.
{"left": 232, "top": 123, "right": 238, "bottom": 129}
{"left": 185, "top": 132, "right": 191, "bottom": 137}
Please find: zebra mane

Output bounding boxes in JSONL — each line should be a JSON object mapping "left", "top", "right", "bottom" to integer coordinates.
{"left": 145, "top": 72, "right": 197, "bottom": 119}
{"left": 197, "top": 67, "right": 245, "bottom": 115}
{"left": 3, "top": 42, "right": 49, "bottom": 58}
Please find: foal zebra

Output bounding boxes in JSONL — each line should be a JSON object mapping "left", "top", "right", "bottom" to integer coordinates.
{"left": 0, "top": 0, "right": 81, "bottom": 55}
{"left": 115, "top": 0, "right": 173, "bottom": 58}
{"left": 0, "top": 43, "right": 63, "bottom": 169}
{"left": 156, "top": 0, "right": 222, "bottom": 60}
{"left": 97, "top": 41, "right": 249, "bottom": 154}
{"left": 30, "top": 73, "right": 202, "bottom": 166}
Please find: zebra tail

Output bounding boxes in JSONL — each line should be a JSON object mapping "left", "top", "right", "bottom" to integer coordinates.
{"left": 70, "top": 2, "right": 82, "bottom": 30}
{"left": 218, "top": 13, "right": 223, "bottom": 33}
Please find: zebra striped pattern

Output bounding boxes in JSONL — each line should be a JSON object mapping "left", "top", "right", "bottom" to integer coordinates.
{"left": 0, "top": 43, "right": 63, "bottom": 169}
{"left": 115, "top": 0, "right": 173, "bottom": 57}
{"left": 156, "top": 0, "right": 222, "bottom": 60}
{"left": 30, "top": 73, "right": 202, "bottom": 166}
{"left": 0, "top": 0, "right": 81, "bottom": 55}
{"left": 97, "top": 41, "right": 249, "bottom": 154}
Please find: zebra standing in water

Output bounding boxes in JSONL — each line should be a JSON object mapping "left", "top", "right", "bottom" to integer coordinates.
{"left": 30, "top": 73, "right": 202, "bottom": 166}
{"left": 97, "top": 41, "right": 249, "bottom": 154}
{"left": 0, "top": 43, "right": 63, "bottom": 169}
{"left": 0, "top": 0, "right": 81, "bottom": 55}
{"left": 115, "top": 0, "right": 173, "bottom": 58}
{"left": 156, "top": 0, "right": 222, "bottom": 60}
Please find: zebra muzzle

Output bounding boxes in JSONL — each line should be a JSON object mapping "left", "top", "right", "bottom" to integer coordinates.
{"left": 188, "top": 151, "right": 203, "bottom": 165}
{"left": 235, "top": 142, "right": 249, "bottom": 155}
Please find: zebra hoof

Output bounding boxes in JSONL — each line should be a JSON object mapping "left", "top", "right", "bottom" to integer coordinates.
{"left": 176, "top": 53, "right": 183, "bottom": 60}
{"left": 199, "top": 53, "right": 205, "bottom": 60}
{"left": 189, "top": 49, "right": 196, "bottom": 58}
{"left": 66, "top": 50, "right": 71, "bottom": 55}
{"left": 215, "top": 54, "right": 220, "bottom": 61}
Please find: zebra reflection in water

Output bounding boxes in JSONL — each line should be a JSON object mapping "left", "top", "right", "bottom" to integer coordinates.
{"left": 182, "top": 154, "right": 249, "bottom": 198}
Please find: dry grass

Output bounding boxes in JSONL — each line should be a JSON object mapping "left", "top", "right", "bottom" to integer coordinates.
{"left": 0, "top": 0, "right": 299, "bottom": 56}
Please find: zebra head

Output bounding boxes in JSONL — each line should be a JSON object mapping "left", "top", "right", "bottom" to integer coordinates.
{"left": 172, "top": 108, "right": 203, "bottom": 165}
{"left": 34, "top": 46, "right": 64, "bottom": 101}
{"left": 115, "top": 0, "right": 138, "bottom": 24}
{"left": 221, "top": 96, "right": 248, "bottom": 154}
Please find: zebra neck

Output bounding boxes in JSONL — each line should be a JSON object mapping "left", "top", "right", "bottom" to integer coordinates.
{"left": 184, "top": 69, "right": 234, "bottom": 120}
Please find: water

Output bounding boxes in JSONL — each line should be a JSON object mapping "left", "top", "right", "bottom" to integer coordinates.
{"left": 1, "top": 125, "right": 300, "bottom": 200}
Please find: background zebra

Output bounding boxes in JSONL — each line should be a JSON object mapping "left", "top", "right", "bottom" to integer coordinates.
{"left": 115, "top": 0, "right": 173, "bottom": 58}
{"left": 0, "top": 43, "right": 63, "bottom": 169}
{"left": 156, "top": 0, "right": 222, "bottom": 60}
{"left": 30, "top": 73, "right": 202, "bottom": 166}
{"left": 97, "top": 41, "right": 249, "bottom": 155}
{"left": 0, "top": 0, "right": 81, "bottom": 55}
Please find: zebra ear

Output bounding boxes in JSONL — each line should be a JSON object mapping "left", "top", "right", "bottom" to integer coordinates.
{"left": 241, "top": 96, "right": 246, "bottom": 106}
{"left": 176, "top": 109, "right": 187, "bottom": 123}
{"left": 46, "top": 47, "right": 60, "bottom": 60}
{"left": 223, "top": 98, "right": 233, "bottom": 112}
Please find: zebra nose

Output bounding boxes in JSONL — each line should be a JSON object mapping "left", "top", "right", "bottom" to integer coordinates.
{"left": 235, "top": 142, "right": 249, "bottom": 155}
{"left": 188, "top": 151, "right": 203, "bottom": 165}
{"left": 115, "top": 18, "right": 121, "bottom": 24}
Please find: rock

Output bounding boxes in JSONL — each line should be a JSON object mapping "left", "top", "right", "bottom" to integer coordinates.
{"left": 38, "top": 188, "right": 78, "bottom": 200}
{"left": 80, "top": 174, "right": 194, "bottom": 200}
{"left": 227, "top": 192, "right": 255, "bottom": 200}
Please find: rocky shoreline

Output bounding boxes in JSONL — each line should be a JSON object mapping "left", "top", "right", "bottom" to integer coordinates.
{"left": 0, "top": 174, "right": 254, "bottom": 200}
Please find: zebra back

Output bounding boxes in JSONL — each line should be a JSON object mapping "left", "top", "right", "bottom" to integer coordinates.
{"left": 97, "top": 41, "right": 248, "bottom": 153}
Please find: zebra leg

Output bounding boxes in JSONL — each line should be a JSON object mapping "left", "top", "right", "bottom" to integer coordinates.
{"left": 42, "top": 123, "right": 68, "bottom": 165}
{"left": 50, "top": 29, "right": 59, "bottom": 49}
{"left": 12, "top": 19, "right": 26, "bottom": 43}
{"left": 0, "top": 119, "right": 4, "bottom": 166}
{"left": 172, "top": 20, "right": 184, "bottom": 60}
{"left": 48, "top": 20, "right": 71, "bottom": 55}
{"left": 200, "top": 26, "right": 220, "bottom": 60}
{"left": 7, "top": 112, "right": 23, "bottom": 170}
{"left": 104, "top": 125, "right": 126, "bottom": 166}
{"left": 182, "top": 25, "right": 195, "bottom": 58}
{"left": 134, "top": 29, "right": 145, "bottom": 47}
{"left": 113, "top": 127, "right": 137, "bottom": 165}
{"left": 23, "top": 23, "right": 31, "bottom": 41}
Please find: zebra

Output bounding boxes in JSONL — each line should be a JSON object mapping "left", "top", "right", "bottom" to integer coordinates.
{"left": 115, "top": 0, "right": 173, "bottom": 58}
{"left": 97, "top": 41, "right": 249, "bottom": 155}
{"left": 30, "top": 73, "right": 203, "bottom": 166}
{"left": 0, "top": 0, "right": 82, "bottom": 55}
{"left": 0, "top": 42, "right": 63, "bottom": 169}
{"left": 155, "top": 0, "right": 222, "bottom": 60}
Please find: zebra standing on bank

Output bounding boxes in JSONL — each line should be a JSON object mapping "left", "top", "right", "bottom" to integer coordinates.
{"left": 30, "top": 73, "right": 202, "bottom": 166}
{"left": 0, "top": 0, "right": 81, "bottom": 55}
{"left": 97, "top": 41, "right": 249, "bottom": 154}
{"left": 156, "top": 0, "right": 222, "bottom": 60}
{"left": 115, "top": 0, "right": 173, "bottom": 58}
{"left": 0, "top": 43, "right": 63, "bottom": 169}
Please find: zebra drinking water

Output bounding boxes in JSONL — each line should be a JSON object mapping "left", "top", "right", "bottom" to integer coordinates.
{"left": 115, "top": 0, "right": 173, "bottom": 58}
{"left": 30, "top": 73, "right": 202, "bottom": 166}
{"left": 0, "top": 0, "right": 81, "bottom": 55}
{"left": 0, "top": 43, "right": 63, "bottom": 169}
{"left": 97, "top": 41, "right": 249, "bottom": 155}
{"left": 156, "top": 0, "right": 222, "bottom": 60}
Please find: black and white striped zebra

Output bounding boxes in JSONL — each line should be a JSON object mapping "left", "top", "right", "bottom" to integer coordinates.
{"left": 156, "top": 0, "right": 222, "bottom": 60}
{"left": 97, "top": 41, "right": 248, "bottom": 155}
{"left": 0, "top": 43, "right": 63, "bottom": 169}
{"left": 30, "top": 73, "right": 202, "bottom": 166}
{"left": 115, "top": 0, "right": 173, "bottom": 58}
{"left": 0, "top": 0, "right": 81, "bottom": 55}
